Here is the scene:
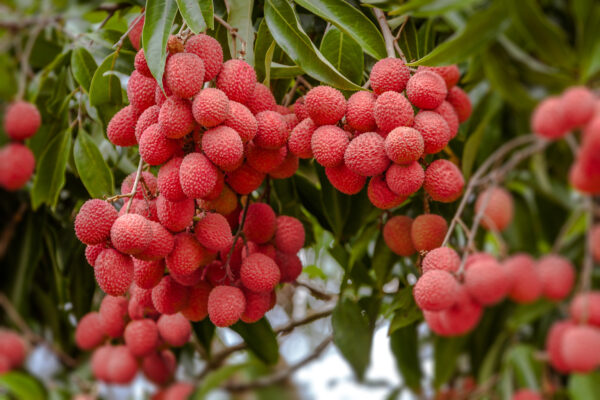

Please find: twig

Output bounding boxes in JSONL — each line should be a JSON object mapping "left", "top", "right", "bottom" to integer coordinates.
{"left": 283, "top": 77, "right": 302, "bottom": 107}
{"left": 224, "top": 335, "right": 333, "bottom": 392}
{"left": 374, "top": 9, "right": 395, "bottom": 58}
{"left": 16, "top": 24, "right": 44, "bottom": 100}
{"left": 113, "top": 11, "right": 145, "bottom": 50}
{"left": 580, "top": 196, "right": 595, "bottom": 293}
{"left": 293, "top": 280, "right": 337, "bottom": 301}
{"left": 125, "top": 158, "right": 144, "bottom": 213}
{"left": 274, "top": 305, "right": 335, "bottom": 336}
{"left": 393, "top": 17, "right": 408, "bottom": 63}
{"left": 455, "top": 217, "right": 476, "bottom": 252}
{"left": 362, "top": 79, "right": 371, "bottom": 89}
{"left": 297, "top": 76, "right": 313, "bottom": 90}
{"left": 552, "top": 207, "right": 584, "bottom": 253}
{"left": 214, "top": 15, "right": 246, "bottom": 59}
{"left": 224, "top": 196, "right": 250, "bottom": 281}
{"left": 0, "top": 15, "right": 61, "bottom": 30}
{"left": 0, "top": 203, "right": 27, "bottom": 259}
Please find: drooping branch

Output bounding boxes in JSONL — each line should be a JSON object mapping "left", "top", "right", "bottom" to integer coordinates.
{"left": 374, "top": 9, "right": 395, "bottom": 58}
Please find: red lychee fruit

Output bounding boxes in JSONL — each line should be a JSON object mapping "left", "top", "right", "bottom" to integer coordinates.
{"left": 243, "top": 203, "right": 277, "bottom": 244}
{"left": 3, "top": 101, "right": 41, "bottom": 140}
{"left": 124, "top": 319, "right": 159, "bottom": 357}
{"left": 561, "top": 86, "right": 596, "bottom": 130}
{"left": 135, "top": 105, "right": 160, "bottom": 142}
{"left": 166, "top": 232, "right": 209, "bottom": 276}
{"left": 121, "top": 170, "right": 158, "bottom": 199}
{"left": 165, "top": 53, "right": 205, "bottom": 98}
{"left": 157, "top": 313, "right": 191, "bottom": 347}
{"left": 570, "top": 292, "right": 600, "bottom": 326}
{"left": 561, "top": 325, "right": 600, "bottom": 373}
{"left": 192, "top": 88, "right": 230, "bottom": 128}
{"left": 433, "top": 101, "right": 460, "bottom": 138}
{"left": 367, "top": 174, "right": 407, "bottom": 209}
{"left": 274, "top": 215, "right": 305, "bottom": 254}
{"left": 304, "top": 86, "right": 346, "bottom": 126}
{"left": 94, "top": 249, "right": 134, "bottom": 296}
{"left": 85, "top": 243, "right": 106, "bottom": 267}
{"left": 537, "top": 254, "right": 575, "bottom": 301}
{"left": 91, "top": 345, "right": 112, "bottom": 381}
{"left": 385, "top": 127, "right": 424, "bottom": 165}
{"left": 406, "top": 70, "right": 448, "bottom": 110}
{"left": 74, "top": 199, "right": 118, "bottom": 246}
{"left": 474, "top": 187, "right": 514, "bottom": 232}
{"left": 512, "top": 389, "right": 542, "bottom": 400}
{"left": 546, "top": 320, "right": 575, "bottom": 373}
{"left": 198, "top": 185, "right": 239, "bottom": 215}
{"left": 127, "top": 70, "right": 156, "bottom": 113}
{"left": 194, "top": 212, "right": 233, "bottom": 252}
{"left": 179, "top": 152, "right": 219, "bottom": 199}
{"left": 226, "top": 163, "right": 265, "bottom": 195}
{"left": 241, "top": 289, "right": 272, "bottom": 323}
{"left": 411, "top": 214, "right": 447, "bottom": 252}
{"left": 436, "top": 286, "right": 483, "bottom": 336}
{"left": 224, "top": 101, "right": 257, "bottom": 143}
{"left": 133, "top": 258, "right": 164, "bottom": 289}
{"left": 246, "top": 82, "right": 277, "bottom": 114}
{"left": 110, "top": 213, "right": 153, "bottom": 255}
{"left": 417, "top": 65, "right": 460, "bottom": 89}
{"left": 134, "top": 49, "right": 151, "bottom": 77}
{"left": 344, "top": 132, "right": 390, "bottom": 176}
{"left": 503, "top": 254, "right": 542, "bottom": 304}
{"left": 311, "top": 125, "right": 349, "bottom": 167}
{"left": 269, "top": 151, "right": 299, "bottom": 179}
{"left": 106, "top": 345, "right": 138, "bottom": 384}
{"left": 591, "top": 224, "right": 600, "bottom": 262}
{"left": 158, "top": 96, "right": 195, "bottom": 139}
{"left": 181, "top": 281, "right": 212, "bottom": 321}
{"left": 289, "top": 117, "right": 317, "bottom": 159}
{"left": 294, "top": 97, "right": 309, "bottom": 121}
{"left": 157, "top": 157, "right": 186, "bottom": 202}
{"left": 446, "top": 86, "right": 472, "bottom": 122}
{"left": 184, "top": 33, "right": 224, "bottom": 81}
{"left": 216, "top": 59, "right": 257, "bottom": 103}
{"left": 345, "top": 91, "right": 377, "bottom": 132}
{"left": 254, "top": 111, "right": 289, "bottom": 150}
{"left": 422, "top": 247, "right": 460, "bottom": 273}
{"left": 369, "top": 58, "right": 410, "bottom": 95}
{"left": 246, "top": 142, "right": 286, "bottom": 173}
{"left": 156, "top": 195, "right": 195, "bottom": 232}
{"left": 0, "top": 330, "right": 26, "bottom": 369}
{"left": 424, "top": 159, "right": 464, "bottom": 203}
{"left": 325, "top": 163, "right": 366, "bottom": 195}
{"left": 413, "top": 111, "right": 451, "bottom": 154}
{"left": 201, "top": 125, "right": 244, "bottom": 171}
{"left": 128, "top": 14, "right": 144, "bottom": 50}
{"left": 531, "top": 96, "right": 567, "bottom": 140}
{"left": 383, "top": 216, "right": 415, "bottom": 256}
{"left": 464, "top": 258, "right": 510, "bottom": 305}
{"left": 275, "top": 251, "right": 303, "bottom": 282}
{"left": 386, "top": 161, "right": 425, "bottom": 196}
{"left": 152, "top": 275, "right": 190, "bottom": 315}
{"left": 208, "top": 285, "right": 246, "bottom": 327}
{"left": 170, "top": 266, "right": 205, "bottom": 287}
{"left": 139, "top": 123, "right": 178, "bottom": 165}
{"left": 0, "top": 143, "right": 35, "bottom": 191}
{"left": 75, "top": 312, "right": 105, "bottom": 350}
{"left": 142, "top": 350, "right": 176, "bottom": 385}
{"left": 414, "top": 270, "right": 459, "bottom": 311}
{"left": 99, "top": 295, "right": 128, "bottom": 338}
{"left": 241, "top": 253, "right": 281, "bottom": 293}
{"left": 162, "top": 383, "right": 195, "bottom": 400}
{"left": 107, "top": 105, "right": 139, "bottom": 147}
{"left": 374, "top": 91, "right": 415, "bottom": 134}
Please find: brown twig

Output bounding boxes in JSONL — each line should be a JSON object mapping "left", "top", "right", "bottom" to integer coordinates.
{"left": 297, "top": 76, "right": 313, "bottom": 90}
{"left": 293, "top": 280, "right": 337, "bottom": 301}
{"left": 374, "top": 9, "right": 395, "bottom": 58}
{"left": 223, "top": 196, "right": 251, "bottom": 281}
{"left": 113, "top": 11, "right": 145, "bottom": 50}
{"left": 283, "top": 77, "right": 302, "bottom": 107}
{"left": 16, "top": 23, "right": 44, "bottom": 100}
{"left": 125, "top": 158, "right": 144, "bottom": 213}
{"left": 0, "top": 203, "right": 27, "bottom": 259}
{"left": 214, "top": 15, "right": 246, "bottom": 59}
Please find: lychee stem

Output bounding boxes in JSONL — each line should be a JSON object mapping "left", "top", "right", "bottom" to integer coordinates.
{"left": 223, "top": 195, "right": 251, "bottom": 281}
{"left": 125, "top": 158, "right": 144, "bottom": 213}
{"left": 113, "top": 11, "right": 145, "bottom": 51}
{"left": 374, "top": 9, "right": 396, "bottom": 59}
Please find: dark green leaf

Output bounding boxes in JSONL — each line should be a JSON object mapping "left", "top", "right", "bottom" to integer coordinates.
{"left": 143, "top": 0, "right": 178, "bottom": 87}
{"left": 31, "top": 130, "right": 72, "bottom": 209}
{"left": 192, "top": 319, "right": 215, "bottom": 357}
{"left": 319, "top": 26, "right": 363, "bottom": 84}
{"left": 89, "top": 52, "right": 122, "bottom": 106}
{"left": 70, "top": 48, "right": 98, "bottom": 93}
{"left": 372, "top": 232, "right": 395, "bottom": 289}
{"left": 390, "top": 0, "right": 482, "bottom": 17}
{"left": 192, "top": 363, "right": 248, "bottom": 399}
{"left": 271, "top": 63, "right": 304, "bottom": 79}
{"left": 264, "top": 0, "right": 362, "bottom": 90}
{"left": 506, "top": 300, "right": 556, "bottom": 331}
{"left": 176, "top": 0, "right": 207, "bottom": 33}
{"left": 388, "top": 287, "right": 422, "bottom": 334}
{"left": 316, "top": 165, "right": 350, "bottom": 239}
{"left": 478, "top": 332, "right": 509, "bottom": 385}
{"left": 294, "top": 0, "right": 387, "bottom": 59}
{"left": 569, "top": 372, "right": 600, "bottom": 400}
{"left": 390, "top": 324, "right": 422, "bottom": 392}
{"left": 227, "top": 0, "right": 255, "bottom": 64}
{"left": 255, "top": 19, "right": 274, "bottom": 82}
{"left": 434, "top": 336, "right": 467, "bottom": 388}
{"left": 0, "top": 372, "right": 45, "bottom": 400}
{"left": 505, "top": 345, "right": 541, "bottom": 390}
{"left": 231, "top": 318, "right": 279, "bottom": 365}
{"left": 74, "top": 130, "right": 114, "bottom": 198}
{"left": 332, "top": 298, "right": 373, "bottom": 380}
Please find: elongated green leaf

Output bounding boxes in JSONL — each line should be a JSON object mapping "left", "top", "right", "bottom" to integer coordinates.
{"left": 264, "top": 0, "right": 362, "bottom": 90}
{"left": 409, "top": 2, "right": 508, "bottom": 66}
{"left": 231, "top": 318, "right": 278, "bottom": 365}
{"left": 11, "top": 213, "right": 44, "bottom": 312}
{"left": 70, "top": 48, "right": 97, "bottom": 93}
{"left": 31, "top": 130, "right": 72, "bottom": 209}
{"left": 255, "top": 19, "right": 274, "bottom": 82}
{"left": 372, "top": 232, "right": 395, "bottom": 288}
{"left": 316, "top": 165, "right": 350, "bottom": 239}
{"left": 390, "top": 324, "right": 422, "bottom": 392}
{"left": 332, "top": 298, "right": 373, "bottom": 380}
{"left": 227, "top": 0, "right": 255, "bottom": 65}
{"left": 271, "top": 63, "right": 303, "bottom": 79}
{"left": 569, "top": 372, "right": 600, "bottom": 400}
{"left": 390, "top": 0, "right": 482, "bottom": 17}
{"left": 176, "top": 0, "right": 206, "bottom": 33}
{"left": 192, "top": 319, "right": 215, "bottom": 357}
{"left": 263, "top": 41, "right": 276, "bottom": 85}
{"left": 319, "top": 26, "right": 363, "bottom": 84}
{"left": 506, "top": 300, "right": 555, "bottom": 331}
{"left": 0, "top": 372, "right": 45, "bottom": 400}
{"left": 74, "top": 130, "right": 114, "bottom": 198}
{"left": 294, "top": 0, "right": 386, "bottom": 59}
{"left": 143, "top": 0, "right": 178, "bottom": 87}
{"left": 506, "top": 345, "right": 541, "bottom": 390}
{"left": 193, "top": 363, "right": 248, "bottom": 399}
{"left": 434, "top": 336, "right": 467, "bottom": 388}
{"left": 199, "top": 0, "right": 214, "bottom": 29}
{"left": 89, "top": 52, "right": 122, "bottom": 106}
{"left": 388, "top": 287, "right": 422, "bottom": 334}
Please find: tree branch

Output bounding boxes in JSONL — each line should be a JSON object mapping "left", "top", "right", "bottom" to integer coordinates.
{"left": 0, "top": 203, "right": 27, "bottom": 260}
{"left": 293, "top": 280, "right": 337, "bottom": 301}
{"left": 374, "top": 9, "right": 395, "bottom": 58}
{"left": 125, "top": 158, "right": 144, "bottom": 213}
{"left": 224, "top": 196, "right": 250, "bottom": 281}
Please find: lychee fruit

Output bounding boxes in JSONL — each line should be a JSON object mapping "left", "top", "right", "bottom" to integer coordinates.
{"left": 269, "top": 151, "right": 299, "bottom": 179}
{"left": 411, "top": 214, "right": 447, "bottom": 252}
{"left": 546, "top": 320, "right": 575, "bottom": 372}
{"left": 304, "top": 86, "right": 346, "bottom": 126}
{"left": 464, "top": 258, "right": 510, "bottom": 305}
{"left": 446, "top": 87, "right": 472, "bottom": 122}
{"left": 289, "top": 117, "right": 317, "bottom": 159}
{"left": 74, "top": 200, "right": 118, "bottom": 246}
{"left": 85, "top": 243, "right": 107, "bottom": 267}
{"left": 503, "top": 254, "right": 541, "bottom": 304}
{"left": 194, "top": 212, "right": 233, "bottom": 252}
{"left": 561, "top": 325, "right": 600, "bottom": 373}
{"left": 413, "top": 111, "right": 451, "bottom": 154}
{"left": 135, "top": 105, "right": 160, "bottom": 142}
{"left": 414, "top": 270, "right": 459, "bottom": 311}
{"left": 106, "top": 345, "right": 138, "bottom": 384}
{"left": 246, "top": 82, "right": 277, "bottom": 114}
{"left": 384, "top": 127, "right": 424, "bottom": 165}
{"left": 369, "top": 58, "right": 410, "bottom": 95}
{"left": 127, "top": 70, "right": 157, "bottom": 113}
{"left": 344, "top": 132, "right": 390, "bottom": 176}
{"left": 246, "top": 142, "right": 287, "bottom": 173}
{"left": 241, "top": 253, "right": 280, "bottom": 293}
{"left": 134, "top": 49, "right": 151, "bottom": 77}
{"left": 107, "top": 105, "right": 139, "bottom": 147}
{"left": 165, "top": 53, "right": 205, "bottom": 98}
{"left": 537, "top": 254, "right": 575, "bottom": 301}
{"left": 179, "top": 152, "right": 219, "bottom": 199}
{"left": 133, "top": 258, "right": 164, "bottom": 289}
{"left": 216, "top": 59, "right": 257, "bottom": 103}
{"left": 0, "top": 143, "right": 35, "bottom": 191}
{"left": 367, "top": 174, "right": 407, "bottom": 209}
{"left": 424, "top": 159, "right": 464, "bottom": 203}
{"left": 3, "top": 101, "right": 41, "bottom": 140}
{"left": 139, "top": 123, "right": 178, "bottom": 165}
{"left": 383, "top": 216, "right": 416, "bottom": 256}
{"left": 142, "top": 350, "right": 176, "bottom": 385}
{"left": 110, "top": 213, "right": 153, "bottom": 255}
{"left": 124, "top": 319, "right": 159, "bottom": 357}
{"left": 254, "top": 111, "right": 289, "bottom": 150}
{"left": 99, "top": 295, "right": 129, "bottom": 338}
{"left": 75, "top": 312, "right": 105, "bottom": 350}
{"left": 184, "top": 33, "right": 224, "bottom": 81}
{"left": 201, "top": 126, "right": 244, "bottom": 171}
{"left": 91, "top": 345, "right": 112, "bottom": 381}
{"left": 166, "top": 232, "right": 209, "bottom": 276}
{"left": 127, "top": 14, "right": 144, "bottom": 50}
{"left": 570, "top": 292, "right": 600, "bottom": 326}
{"left": 417, "top": 65, "right": 460, "bottom": 89}
{"left": 243, "top": 203, "right": 277, "bottom": 243}
{"left": 157, "top": 157, "right": 186, "bottom": 202}
{"left": 422, "top": 247, "right": 460, "bottom": 273}
{"left": 561, "top": 86, "right": 596, "bottom": 130}
{"left": 345, "top": 91, "right": 377, "bottom": 132}
{"left": 192, "top": 88, "right": 230, "bottom": 128}
{"left": 274, "top": 215, "right": 305, "bottom": 254}
{"left": 386, "top": 161, "right": 425, "bottom": 196}
{"left": 275, "top": 251, "right": 303, "bottom": 283}
{"left": 151, "top": 275, "right": 190, "bottom": 315}
{"left": 157, "top": 313, "right": 191, "bottom": 347}
{"left": 121, "top": 170, "right": 158, "bottom": 199}
{"left": 181, "top": 281, "right": 212, "bottom": 321}
{"left": 311, "top": 125, "right": 349, "bottom": 167}
{"left": 158, "top": 96, "right": 195, "bottom": 139}
{"left": 325, "top": 163, "right": 366, "bottom": 195}
{"left": 474, "top": 187, "right": 514, "bottom": 232}
{"left": 95, "top": 249, "right": 134, "bottom": 296}
{"left": 208, "top": 285, "right": 246, "bottom": 327}
{"left": 241, "top": 289, "right": 272, "bottom": 323}
{"left": 224, "top": 101, "right": 257, "bottom": 143}
{"left": 226, "top": 163, "right": 265, "bottom": 195}
{"left": 406, "top": 70, "right": 447, "bottom": 110}
{"left": 156, "top": 195, "right": 195, "bottom": 232}
{"left": 433, "top": 101, "right": 460, "bottom": 138}
{"left": 293, "top": 97, "right": 309, "bottom": 121}
{"left": 374, "top": 91, "right": 415, "bottom": 133}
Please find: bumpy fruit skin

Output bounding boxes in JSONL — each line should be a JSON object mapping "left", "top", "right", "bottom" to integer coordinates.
{"left": 424, "top": 159, "right": 464, "bottom": 202}
{"left": 241, "top": 253, "right": 281, "bottom": 292}
{"left": 418, "top": 65, "right": 460, "bottom": 89}
{"left": 224, "top": 101, "right": 257, "bottom": 143}
{"left": 128, "top": 15, "right": 144, "bottom": 50}
{"left": 474, "top": 187, "right": 514, "bottom": 231}
{"left": 156, "top": 195, "right": 195, "bottom": 232}
{"left": 503, "top": 254, "right": 542, "bottom": 304}
{"left": 0, "top": 143, "right": 35, "bottom": 191}
{"left": 246, "top": 82, "right": 277, "bottom": 114}
{"left": 198, "top": 185, "right": 238, "bottom": 215}
{"left": 107, "top": 105, "right": 139, "bottom": 147}
{"left": 179, "top": 153, "right": 219, "bottom": 199}
{"left": 464, "top": 259, "right": 510, "bottom": 305}
{"left": 346, "top": 91, "right": 377, "bottom": 132}
{"left": 436, "top": 285, "right": 483, "bottom": 336}
{"left": 133, "top": 258, "right": 164, "bottom": 289}
{"left": 311, "top": 125, "right": 349, "bottom": 167}
{"left": 243, "top": 203, "right": 277, "bottom": 244}
{"left": 75, "top": 199, "right": 118, "bottom": 245}
{"left": 422, "top": 247, "right": 460, "bottom": 273}
{"left": 127, "top": 70, "right": 156, "bottom": 113}
{"left": 217, "top": 59, "right": 257, "bottom": 103}
{"left": 142, "top": 350, "right": 176, "bottom": 385}
{"left": 226, "top": 163, "right": 265, "bottom": 195}
{"left": 383, "top": 216, "right": 415, "bottom": 256}
{"left": 385, "top": 127, "right": 424, "bottom": 165}
{"left": 374, "top": 91, "right": 415, "bottom": 133}
{"left": 202, "top": 126, "right": 244, "bottom": 171}
{"left": 537, "top": 254, "right": 575, "bottom": 301}
{"left": 159, "top": 96, "right": 195, "bottom": 139}
{"left": 411, "top": 214, "right": 447, "bottom": 252}
{"left": 406, "top": 70, "right": 448, "bottom": 109}
{"left": 165, "top": 53, "right": 205, "bottom": 98}
{"left": 170, "top": 266, "right": 204, "bottom": 287}
{"left": 192, "top": 88, "right": 230, "bottom": 128}
{"left": 124, "top": 319, "right": 158, "bottom": 357}
{"left": 413, "top": 111, "right": 451, "bottom": 154}
{"left": 157, "top": 157, "right": 186, "bottom": 202}
{"left": 166, "top": 232, "right": 211, "bottom": 276}
{"left": 152, "top": 276, "right": 190, "bottom": 315}
{"left": 194, "top": 212, "right": 232, "bottom": 252}
{"left": 369, "top": 58, "right": 410, "bottom": 95}
{"left": 246, "top": 142, "right": 286, "bottom": 173}
{"left": 293, "top": 97, "right": 309, "bottom": 121}
{"left": 368, "top": 174, "right": 406, "bottom": 209}
{"left": 289, "top": 118, "right": 317, "bottom": 159}
{"left": 344, "top": 132, "right": 390, "bottom": 176}
{"left": 134, "top": 49, "right": 151, "bottom": 77}
{"left": 98, "top": 295, "right": 129, "bottom": 338}
{"left": 386, "top": 161, "right": 424, "bottom": 196}
{"left": 275, "top": 251, "right": 302, "bottom": 282}
{"left": 111, "top": 214, "right": 153, "bottom": 255}
{"left": 3, "top": 101, "right": 41, "bottom": 140}
{"left": 91, "top": 345, "right": 112, "bottom": 381}
{"left": 561, "top": 86, "right": 596, "bottom": 130}
{"left": 85, "top": 243, "right": 106, "bottom": 267}
{"left": 107, "top": 345, "right": 138, "bottom": 384}
{"left": 269, "top": 151, "right": 299, "bottom": 180}
{"left": 570, "top": 292, "right": 600, "bottom": 326}
{"left": 241, "top": 290, "right": 272, "bottom": 323}
{"left": 325, "top": 163, "right": 366, "bottom": 195}
{"left": 274, "top": 216, "right": 305, "bottom": 254}
{"left": 139, "top": 123, "right": 178, "bottom": 165}
{"left": 414, "top": 270, "right": 459, "bottom": 311}
{"left": 531, "top": 97, "right": 567, "bottom": 140}
{"left": 208, "top": 285, "right": 246, "bottom": 327}
{"left": 546, "top": 320, "right": 575, "bottom": 372}
{"left": 181, "top": 281, "right": 212, "bottom": 321}
{"left": 433, "top": 101, "right": 460, "bottom": 139}
{"left": 121, "top": 170, "right": 158, "bottom": 199}
{"left": 95, "top": 249, "right": 134, "bottom": 296}
{"left": 446, "top": 87, "right": 472, "bottom": 123}
{"left": 75, "top": 312, "right": 105, "bottom": 350}
{"left": 157, "top": 314, "right": 191, "bottom": 347}
{"left": 184, "top": 34, "right": 224, "bottom": 81}
{"left": 135, "top": 105, "right": 160, "bottom": 142}
{"left": 561, "top": 325, "right": 600, "bottom": 373}
{"left": 254, "top": 111, "right": 289, "bottom": 150}
{"left": 304, "top": 86, "right": 346, "bottom": 126}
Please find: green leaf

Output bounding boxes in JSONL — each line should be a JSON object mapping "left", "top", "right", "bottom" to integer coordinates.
{"left": 70, "top": 48, "right": 97, "bottom": 93}
{"left": 388, "top": 287, "right": 422, "bottom": 335}
{"left": 569, "top": 372, "right": 600, "bottom": 400}
{"left": 255, "top": 19, "right": 274, "bottom": 82}
{"left": 31, "top": 130, "right": 72, "bottom": 209}
{"left": 506, "top": 300, "right": 556, "bottom": 331}
{"left": 74, "top": 130, "right": 114, "bottom": 198}
{"left": 231, "top": 318, "right": 279, "bottom": 365}
{"left": 390, "top": 324, "right": 422, "bottom": 392}
{"left": 0, "top": 372, "right": 45, "bottom": 400}
{"left": 316, "top": 165, "right": 350, "bottom": 239}
{"left": 478, "top": 332, "right": 509, "bottom": 385}
{"left": 319, "top": 26, "right": 363, "bottom": 84}
{"left": 264, "top": 0, "right": 362, "bottom": 90}
{"left": 143, "top": 0, "right": 178, "bottom": 87}
{"left": 263, "top": 41, "right": 276, "bottom": 85}
{"left": 409, "top": 2, "right": 508, "bottom": 66}
{"left": 390, "top": 0, "right": 482, "bottom": 17}
{"left": 199, "top": 0, "right": 214, "bottom": 29}
{"left": 434, "top": 336, "right": 467, "bottom": 388}
{"left": 271, "top": 63, "right": 303, "bottom": 79}
{"left": 372, "top": 232, "right": 395, "bottom": 288}
{"left": 192, "top": 319, "right": 215, "bottom": 357}
{"left": 227, "top": 0, "right": 255, "bottom": 65}
{"left": 332, "top": 298, "right": 373, "bottom": 380}
{"left": 176, "top": 0, "right": 207, "bottom": 33}
{"left": 192, "top": 363, "right": 248, "bottom": 399}
{"left": 88, "top": 51, "right": 122, "bottom": 106}
{"left": 505, "top": 345, "right": 541, "bottom": 390}
{"left": 294, "top": 0, "right": 387, "bottom": 59}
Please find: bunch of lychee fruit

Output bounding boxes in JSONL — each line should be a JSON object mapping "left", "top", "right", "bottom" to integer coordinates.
{"left": 0, "top": 329, "right": 27, "bottom": 375}
{"left": 0, "top": 100, "right": 40, "bottom": 191}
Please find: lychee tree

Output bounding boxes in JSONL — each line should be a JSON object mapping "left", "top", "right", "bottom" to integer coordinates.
{"left": 0, "top": 1, "right": 599, "bottom": 399}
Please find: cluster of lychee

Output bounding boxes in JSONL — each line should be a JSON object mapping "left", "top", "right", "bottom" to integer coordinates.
{"left": 0, "top": 101, "right": 40, "bottom": 191}
{"left": 288, "top": 59, "right": 471, "bottom": 209}
{"left": 0, "top": 329, "right": 27, "bottom": 374}
{"left": 531, "top": 85, "right": 600, "bottom": 194}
